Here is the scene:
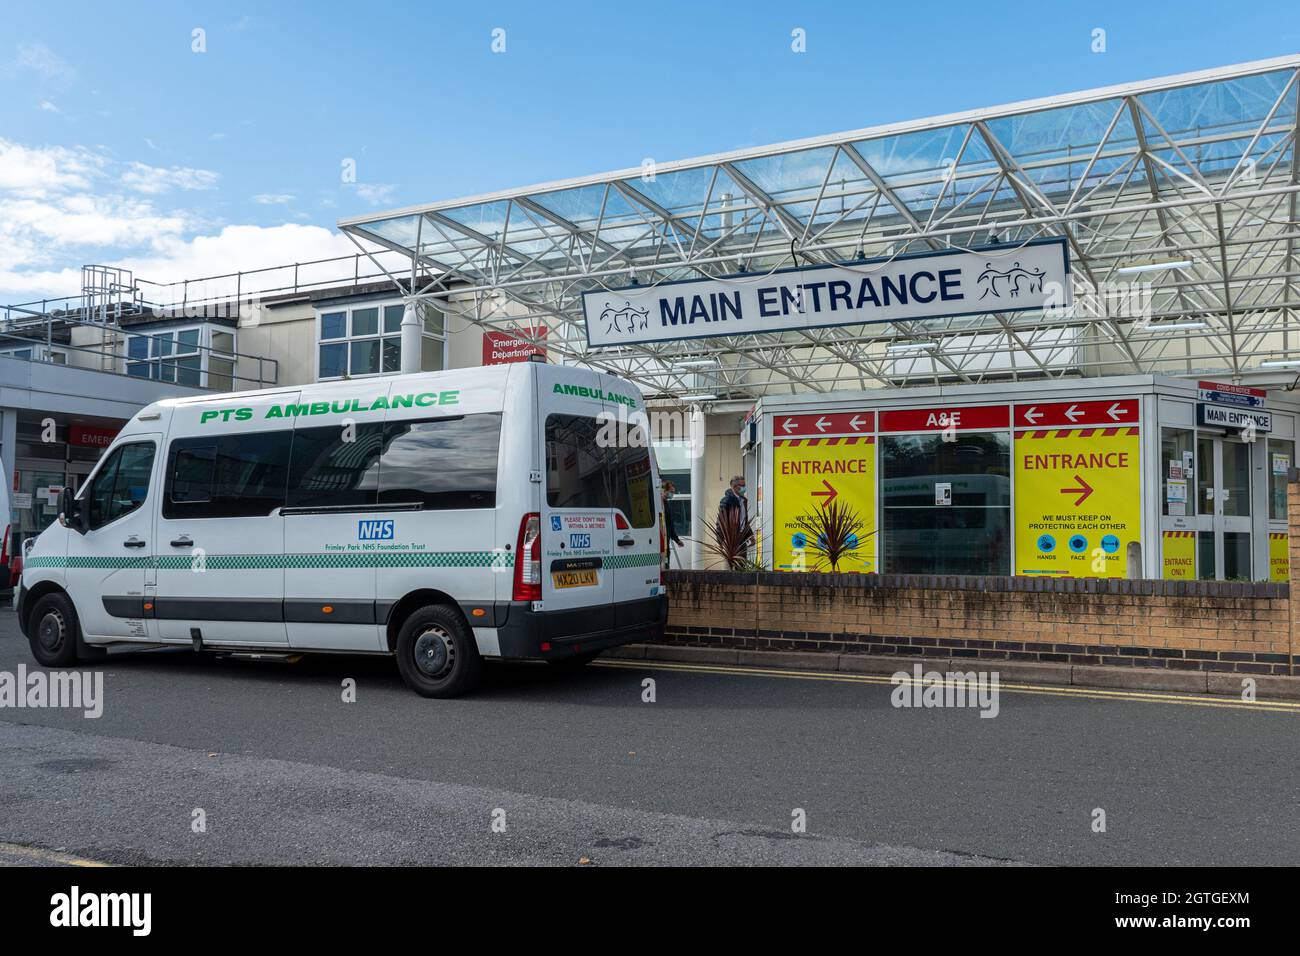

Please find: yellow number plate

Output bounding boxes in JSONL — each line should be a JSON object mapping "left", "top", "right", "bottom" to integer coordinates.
{"left": 552, "top": 569, "right": 599, "bottom": 589}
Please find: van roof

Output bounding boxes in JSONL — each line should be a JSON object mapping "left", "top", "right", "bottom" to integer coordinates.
{"left": 158, "top": 363, "right": 520, "bottom": 409}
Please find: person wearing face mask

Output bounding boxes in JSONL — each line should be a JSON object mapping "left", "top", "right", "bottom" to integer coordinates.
{"left": 718, "top": 475, "right": 752, "bottom": 539}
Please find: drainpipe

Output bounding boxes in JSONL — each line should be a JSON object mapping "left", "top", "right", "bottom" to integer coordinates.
{"left": 400, "top": 300, "right": 421, "bottom": 374}
{"left": 690, "top": 404, "right": 706, "bottom": 569}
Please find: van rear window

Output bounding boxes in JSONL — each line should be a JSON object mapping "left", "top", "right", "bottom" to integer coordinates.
{"left": 545, "top": 414, "right": 655, "bottom": 528}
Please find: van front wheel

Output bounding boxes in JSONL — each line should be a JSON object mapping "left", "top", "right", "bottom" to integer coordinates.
{"left": 28, "top": 592, "right": 81, "bottom": 667}
{"left": 395, "top": 605, "right": 482, "bottom": 698}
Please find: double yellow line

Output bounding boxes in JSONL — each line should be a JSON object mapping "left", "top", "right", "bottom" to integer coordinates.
{"left": 594, "top": 659, "right": 1300, "bottom": 714}
{"left": 0, "top": 841, "right": 107, "bottom": 867}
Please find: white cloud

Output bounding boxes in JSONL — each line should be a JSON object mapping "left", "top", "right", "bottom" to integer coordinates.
{"left": 121, "top": 161, "right": 220, "bottom": 194}
{"left": 0, "top": 140, "right": 102, "bottom": 197}
{"left": 16, "top": 42, "right": 75, "bottom": 83}
{"left": 0, "top": 136, "right": 397, "bottom": 304}
{"left": 253, "top": 193, "right": 295, "bottom": 205}
{"left": 354, "top": 183, "right": 397, "bottom": 205}
{"left": 39, "top": 100, "right": 59, "bottom": 113}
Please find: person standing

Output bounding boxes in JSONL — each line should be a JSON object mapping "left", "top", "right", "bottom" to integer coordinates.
{"left": 718, "top": 475, "right": 752, "bottom": 539}
{"left": 661, "top": 480, "right": 684, "bottom": 569}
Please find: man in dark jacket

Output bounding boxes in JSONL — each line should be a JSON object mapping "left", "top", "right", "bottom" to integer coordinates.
{"left": 719, "top": 475, "right": 751, "bottom": 536}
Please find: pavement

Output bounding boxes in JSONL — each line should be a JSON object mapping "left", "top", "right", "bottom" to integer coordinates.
{"left": 1, "top": 608, "right": 1298, "bottom": 866}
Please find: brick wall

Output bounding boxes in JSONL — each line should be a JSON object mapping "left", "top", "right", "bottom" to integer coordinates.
{"left": 657, "top": 477, "right": 1300, "bottom": 677}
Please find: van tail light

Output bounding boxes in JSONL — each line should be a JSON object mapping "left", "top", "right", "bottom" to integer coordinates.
{"left": 513, "top": 513, "right": 542, "bottom": 601}
{"left": 614, "top": 512, "right": 630, "bottom": 530}
{"left": 0, "top": 524, "right": 9, "bottom": 567}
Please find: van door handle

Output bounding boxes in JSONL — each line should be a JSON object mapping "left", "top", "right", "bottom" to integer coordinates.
{"left": 170, "top": 536, "right": 194, "bottom": 547}
{"left": 617, "top": 535, "right": 635, "bottom": 547}
{"left": 123, "top": 537, "right": 147, "bottom": 548}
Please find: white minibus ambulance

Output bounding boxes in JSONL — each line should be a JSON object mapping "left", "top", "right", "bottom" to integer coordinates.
{"left": 16, "top": 359, "right": 667, "bottom": 697}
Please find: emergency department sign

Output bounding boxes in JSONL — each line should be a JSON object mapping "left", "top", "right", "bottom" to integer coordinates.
{"left": 1013, "top": 400, "right": 1141, "bottom": 578}
{"left": 583, "top": 238, "right": 1070, "bottom": 348}
{"left": 772, "top": 419, "right": 876, "bottom": 573}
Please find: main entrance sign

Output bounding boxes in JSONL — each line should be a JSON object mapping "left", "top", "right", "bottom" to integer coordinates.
{"left": 582, "top": 238, "right": 1070, "bottom": 347}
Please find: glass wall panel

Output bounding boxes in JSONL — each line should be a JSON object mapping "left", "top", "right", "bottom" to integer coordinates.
{"left": 881, "top": 432, "right": 1010, "bottom": 574}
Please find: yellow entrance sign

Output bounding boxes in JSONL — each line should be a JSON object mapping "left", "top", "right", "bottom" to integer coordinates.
{"left": 1269, "top": 532, "right": 1288, "bottom": 583}
{"left": 1162, "top": 530, "right": 1195, "bottom": 580}
{"left": 772, "top": 437, "right": 876, "bottom": 572}
{"left": 1014, "top": 427, "right": 1141, "bottom": 578}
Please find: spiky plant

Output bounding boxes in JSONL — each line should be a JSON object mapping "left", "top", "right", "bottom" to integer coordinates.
{"left": 699, "top": 507, "right": 759, "bottom": 571}
{"left": 790, "top": 500, "right": 872, "bottom": 572}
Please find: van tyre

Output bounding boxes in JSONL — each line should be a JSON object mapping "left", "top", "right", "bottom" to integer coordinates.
{"left": 28, "top": 592, "right": 81, "bottom": 668}
{"left": 395, "top": 605, "right": 482, "bottom": 698}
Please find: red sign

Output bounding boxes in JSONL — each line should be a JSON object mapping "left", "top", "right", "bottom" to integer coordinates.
{"left": 1014, "top": 399, "right": 1139, "bottom": 429}
{"left": 774, "top": 411, "right": 875, "bottom": 437}
{"left": 1197, "top": 380, "right": 1265, "bottom": 398}
{"left": 483, "top": 328, "right": 546, "bottom": 365}
{"left": 879, "top": 405, "right": 1009, "bottom": 432}
{"left": 69, "top": 424, "right": 120, "bottom": 448}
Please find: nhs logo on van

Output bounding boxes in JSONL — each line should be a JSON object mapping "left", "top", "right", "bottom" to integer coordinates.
{"left": 358, "top": 519, "right": 395, "bottom": 540}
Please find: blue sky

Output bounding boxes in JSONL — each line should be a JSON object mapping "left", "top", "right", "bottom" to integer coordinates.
{"left": 2, "top": 0, "right": 1297, "bottom": 300}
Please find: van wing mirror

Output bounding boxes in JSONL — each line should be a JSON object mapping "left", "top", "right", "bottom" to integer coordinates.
{"left": 58, "top": 487, "right": 85, "bottom": 533}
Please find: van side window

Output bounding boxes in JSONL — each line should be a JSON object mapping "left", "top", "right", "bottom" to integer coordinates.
{"left": 86, "top": 441, "right": 156, "bottom": 530}
{"left": 378, "top": 414, "right": 500, "bottom": 510}
{"left": 286, "top": 423, "right": 385, "bottom": 509}
{"left": 163, "top": 433, "right": 291, "bottom": 519}
{"left": 545, "top": 414, "right": 655, "bottom": 527}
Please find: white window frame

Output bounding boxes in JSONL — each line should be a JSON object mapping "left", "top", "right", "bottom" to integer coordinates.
{"left": 0, "top": 345, "right": 69, "bottom": 365}
{"left": 123, "top": 324, "right": 236, "bottom": 388}
{"left": 315, "top": 299, "right": 446, "bottom": 382}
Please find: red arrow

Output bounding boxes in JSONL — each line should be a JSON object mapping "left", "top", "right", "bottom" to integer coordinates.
{"left": 811, "top": 479, "right": 838, "bottom": 503}
{"left": 1060, "top": 474, "right": 1094, "bottom": 506}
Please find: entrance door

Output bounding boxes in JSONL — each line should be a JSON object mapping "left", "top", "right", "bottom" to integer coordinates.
{"left": 1195, "top": 434, "right": 1253, "bottom": 580}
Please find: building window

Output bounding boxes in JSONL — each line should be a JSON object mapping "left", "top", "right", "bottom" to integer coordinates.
{"left": 0, "top": 346, "right": 68, "bottom": 364}
{"left": 317, "top": 301, "right": 445, "bottom": 381}
{"left": 881, "top": 432, "right": 1011, "bottom": 575}
{"left": 125, "top": 325, "right": 235, "bottom": 388}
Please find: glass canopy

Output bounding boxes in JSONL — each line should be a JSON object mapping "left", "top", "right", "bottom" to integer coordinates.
{"left": 340, "top": 55, "right": 1300, "bottom": 402}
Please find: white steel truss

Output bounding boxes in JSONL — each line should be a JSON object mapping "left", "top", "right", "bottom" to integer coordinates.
{"left": 339, "top": 55, "right": 1300, "bottom": 402}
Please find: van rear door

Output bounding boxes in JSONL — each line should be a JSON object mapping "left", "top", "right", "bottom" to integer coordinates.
{"left": 536, "top": 366, "right": 616, "bottom": 616}
{"left": 600, "top": 382, "right": 663, "bottom": 626}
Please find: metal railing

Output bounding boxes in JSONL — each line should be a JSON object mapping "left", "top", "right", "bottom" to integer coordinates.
{"left": 0, "top": 313, "right": 279, "bottom": 390}
{"left": 0, "top": 248, "right": 418, "bottom": 389}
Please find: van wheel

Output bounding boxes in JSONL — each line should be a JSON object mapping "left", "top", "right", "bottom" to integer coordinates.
{"left": 28, "top": 592, "right": 80, "bottom": 667}
{"left": 395, "top": 605, "right": 482, "bottom": 698}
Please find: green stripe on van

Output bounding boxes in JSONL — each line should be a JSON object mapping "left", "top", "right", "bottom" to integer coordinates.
{"left": 26, "top": 551, "right": 514, "bottom": 571}
{"left": 603, "top": 553, "right": 663, "bottom": 569}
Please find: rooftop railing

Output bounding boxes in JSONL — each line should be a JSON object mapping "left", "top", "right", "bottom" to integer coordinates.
{"left": 0, "top": 249, "right": 415, "bottom": 390}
